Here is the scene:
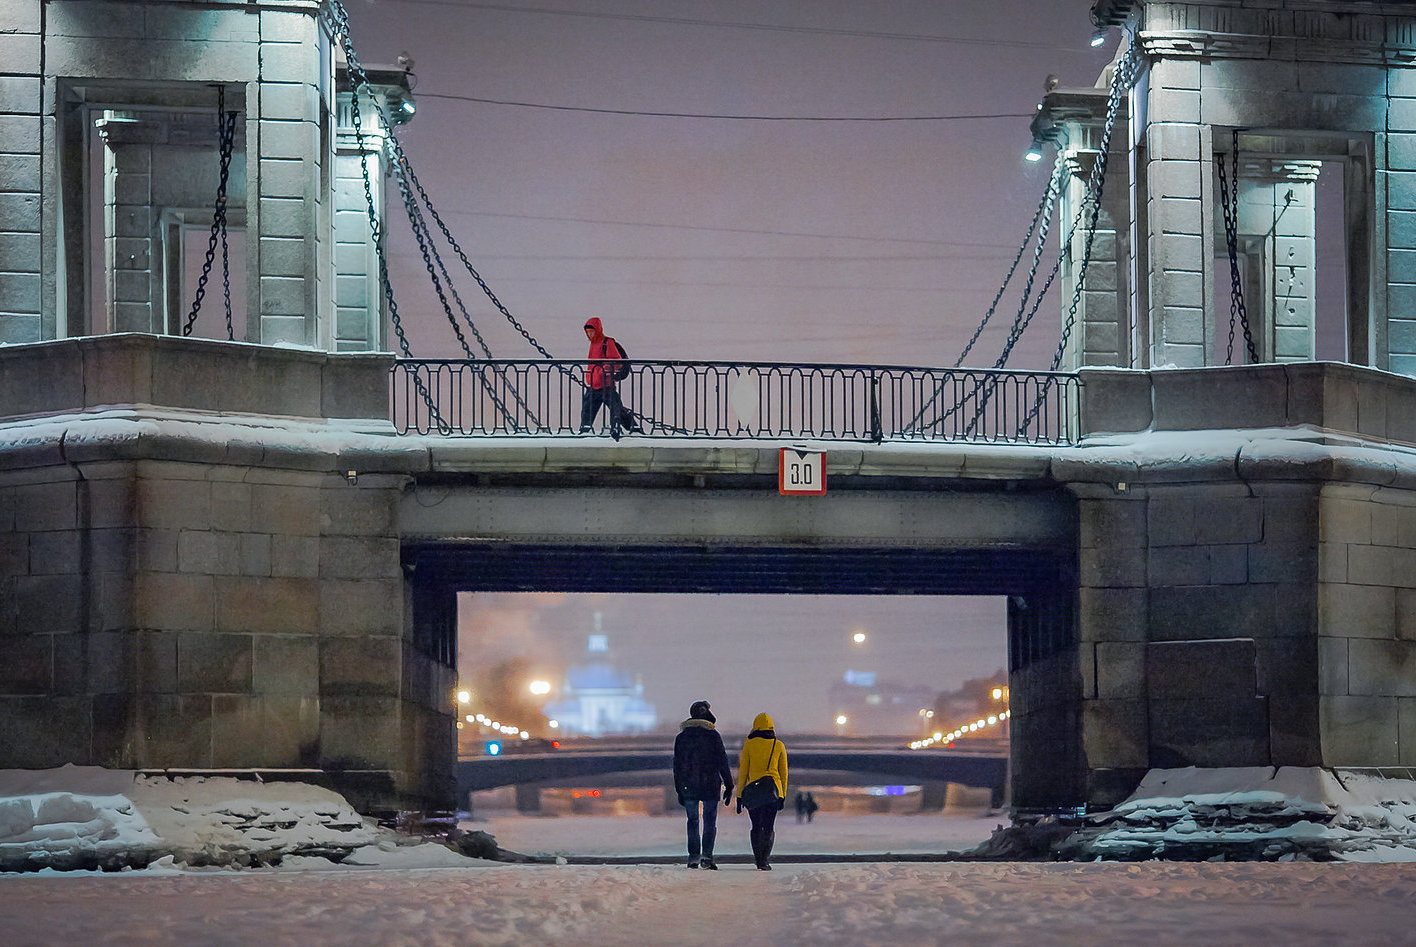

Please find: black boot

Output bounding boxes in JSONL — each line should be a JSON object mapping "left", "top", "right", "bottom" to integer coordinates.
{"left": 759, "top": 830, "right": 775, "bottom": 870}
{"left": 749, "top": 828, "right": 765, "bottom": 869}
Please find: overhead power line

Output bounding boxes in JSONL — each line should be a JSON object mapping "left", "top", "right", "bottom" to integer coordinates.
{"left": 387, "top": 0, "right": 1089, "bottom": 52}
{"left": 417, "top": 92, "right": 1034, "bottom": 122}
{"left": 447, "top": 210, "right": 1019, "bottom": 250}
{"left": 428, "top": 252, "right": 1035, "bottom": 263}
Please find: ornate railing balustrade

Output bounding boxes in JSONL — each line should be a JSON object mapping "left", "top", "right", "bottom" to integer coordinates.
{"left": 390, "top": 359, "right": 1080, "bottom": 444}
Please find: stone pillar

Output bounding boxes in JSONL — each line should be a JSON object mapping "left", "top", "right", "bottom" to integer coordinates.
{"left": 332, "top": 64, "right": 413, "bottom": 352}
{"left": 15, "top": 0, "right": 400, "bottom": 352}
{"left": 92, "top": 109, "right": 252, "bottom": 337}
{"left": 0, "top": 0, "right": 44, "bottom": 344}
{"left": 1071, "top": 487, "right": 1149, "bottom": 806}
{"left": 1007, "top": 589, "right": 1086, "bottom": 809}
{"left": 918, "top": 781, "right": 946, "bottom": 811}
{"left": 0, "top": 334, "right": 451, "bottom": 812}
{"left": 1222, "top": 157, "right": 1321, "bottom": 363}
{"left": 514, "top": 783, "right": 541, "bottom": 813}
{"left": 1097, "top": 0, "right": 1416, "bottom": 374}
{"left": 1069, "top": 362, "right": 1416, "bottom": 806}
{"left": 97, "top": 119, "right": 157, "bottom": 333}
{"left": 1141, "top": 56, "right": 1212, "bottom": 369}
{"left": 1035, "top": 84, "right": 1132, "bottom": 370}
{"left": 251, "top": 3, "right": 328, "bottom": 347}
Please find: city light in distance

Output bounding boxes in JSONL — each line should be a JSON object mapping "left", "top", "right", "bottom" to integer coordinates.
{"left": 909, "top": 710, "right": 1011, "bottom": 750}
{"left": 835, "top": 714, "right": 849, "bottom": 726}
{"left": 548, "top": 719, "right": 559, "bottom": 729}
{"left": 852, "top": 632, "right": 867, "bottom": 644}
{"left": 456, "top": 690, "right": 470, "bottom": 704}
{"left": 463, "top": 709, "right": 540, "bottom": 741}
{"left": 528, "top": 680, "right": 552, "bottom": 696}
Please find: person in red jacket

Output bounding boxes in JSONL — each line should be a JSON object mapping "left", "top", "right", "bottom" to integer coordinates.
{"left": 579, "top": 317, "right": 637, "bottom": 438}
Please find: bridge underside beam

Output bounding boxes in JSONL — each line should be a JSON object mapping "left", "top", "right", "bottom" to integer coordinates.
{"left": 407, "top": 543, "right": 1074, "bottom": 597}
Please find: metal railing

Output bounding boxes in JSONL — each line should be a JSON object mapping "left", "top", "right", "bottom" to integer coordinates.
{"left": 391, "top": 359, "right": 1080, "bottom": 444}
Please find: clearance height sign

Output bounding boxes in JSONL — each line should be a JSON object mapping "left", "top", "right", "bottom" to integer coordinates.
{"left": 779, "top": 448, "right": 826, "bottom": 496}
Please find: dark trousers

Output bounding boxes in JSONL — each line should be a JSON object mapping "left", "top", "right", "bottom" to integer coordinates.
{"left": 747, "top": 804, "right": 778, "bottom": 867}
{"left": 683, "top": 798, "right": 718, "bottom": 860}
{"left": 579, "top": 385, "right": 628, "bottom": 434}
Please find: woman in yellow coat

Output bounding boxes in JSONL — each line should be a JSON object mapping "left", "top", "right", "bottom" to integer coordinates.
{"left": 734, "top": 712, "right": 788, "bottom": 870}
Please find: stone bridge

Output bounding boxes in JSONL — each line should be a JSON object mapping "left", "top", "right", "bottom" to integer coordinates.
{"left": 5, "top": 334, "right": 1416, "bottom": 815}
{"left": 5, "top": 0, "right": 1416, "bottom": 816}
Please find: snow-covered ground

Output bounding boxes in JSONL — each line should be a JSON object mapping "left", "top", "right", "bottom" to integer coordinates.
{"left": 7, "top": 766, "right": 1416, "bottom": 945}
{"left": 8, "top": 859, "right": 1416, "bottom": 946}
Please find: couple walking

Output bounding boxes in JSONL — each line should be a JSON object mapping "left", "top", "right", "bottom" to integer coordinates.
{"left": 672, "top": 700, "right": 789, "bottom": 871}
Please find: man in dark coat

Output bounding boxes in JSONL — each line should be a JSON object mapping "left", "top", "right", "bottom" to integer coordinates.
{"left": 672, "top": 699, "right": 733, "bottom": 869}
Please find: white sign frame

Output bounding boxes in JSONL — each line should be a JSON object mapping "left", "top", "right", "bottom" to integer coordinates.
{"left": 779, "top": 448, "right": 826, "bottom": 495}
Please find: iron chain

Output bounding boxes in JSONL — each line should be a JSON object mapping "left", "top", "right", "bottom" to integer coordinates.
{"left": 183, "top": 86, "right": 238, "bottom": 339}
{"left": 1218, "top": 129, "right": 1258, "bottom": 364}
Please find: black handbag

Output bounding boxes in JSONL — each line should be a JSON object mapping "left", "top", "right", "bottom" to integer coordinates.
{"left": 738, "top": 741, "right": 783, "bottom": 810}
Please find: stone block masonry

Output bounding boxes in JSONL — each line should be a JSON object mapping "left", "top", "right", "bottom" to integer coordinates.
{"left": 0, "top": 0, "right": 348, "bottom": 346}
{"left": 0, "top": 335, "right": 449, "bottom": 812}
{"left": 1061, "top": 361, "right": 1416, "bottom": 804}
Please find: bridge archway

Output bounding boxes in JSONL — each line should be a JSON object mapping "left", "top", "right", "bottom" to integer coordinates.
{"left": 406, "top": 532, "right": 1080, "bottom": 810}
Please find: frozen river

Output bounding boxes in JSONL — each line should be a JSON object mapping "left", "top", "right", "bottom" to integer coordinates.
{"left": 8, "top": 812, "right": 1416, "bottom": 946}
{"left": 473, "top": 809, "right": 1004, "bottom": 858}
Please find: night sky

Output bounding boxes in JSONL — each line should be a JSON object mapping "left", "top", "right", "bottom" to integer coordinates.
{"left": 459, "top": 592, "right": 1009, "bottom": 736}
{"left": 344, "top": 0, "right": 1112, "bottom": 735}
{"left": 343, "top": 0, "right": 1114, "bottom": 366}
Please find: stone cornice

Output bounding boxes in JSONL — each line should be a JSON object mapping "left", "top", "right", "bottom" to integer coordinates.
{"left": 1140, "top": 28, "right": 1416, "bottom": 63}
{"left": 1131, "top": 1, "right": 1416, "bottom": 62}
{"left": 0, "top": 407, "right": 425, "bottom": 474}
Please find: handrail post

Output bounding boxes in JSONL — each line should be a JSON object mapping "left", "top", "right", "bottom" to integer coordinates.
{"left": 869, "top": 369, "right": 883, "bottom": 443}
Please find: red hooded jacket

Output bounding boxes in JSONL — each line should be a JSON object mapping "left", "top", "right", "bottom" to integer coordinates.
{"left": 584, "top": 317, "right": 625, "bottom": 390}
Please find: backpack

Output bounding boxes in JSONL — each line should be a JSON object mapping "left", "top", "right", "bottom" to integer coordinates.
{"left": 611, "top": 340, "right": 631, "bottom": 380}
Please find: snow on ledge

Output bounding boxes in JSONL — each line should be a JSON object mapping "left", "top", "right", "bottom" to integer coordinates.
{"left": 1069, "top": 767, "right": 1416, "bottom": 862}
{"left": 0, "top": 766, "right": 477, "bottom": 873}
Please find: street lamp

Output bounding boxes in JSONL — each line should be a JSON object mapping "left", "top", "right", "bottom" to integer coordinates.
{"left": 529, "top": 680, "right": 551, "bottom": 696}
{"left": 852, "top": 631, "right": 866, "bottom": 644}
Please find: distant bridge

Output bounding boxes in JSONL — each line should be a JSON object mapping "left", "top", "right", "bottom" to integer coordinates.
{"left": 456, "top": 746, "right": 1007, "bottom": 798}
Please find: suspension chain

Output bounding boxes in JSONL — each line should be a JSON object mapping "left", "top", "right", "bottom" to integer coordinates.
{"left": 328, "top": 7, "right": 452, "bottom": 433}
{"left": 1217, "top": 128, "right": 1258, "bottom": 364}
{"left": 1048, "top": 37, "right": 1140, "bottom": 373}
{"left": 391, "top": 156, "right": 541, "bottom": 427}
{"left": 1014, "top": 36, "right": 1141, "bottom": 436}
{"left": 328, "top": 3, "right": 566, "bottom": 365}
{"left": 900, "top": 151, "right": 1067, "bottom": 435}
{"left": 183, "top": 86, "right": 238, "bottom": 339}
{"left": 955, "top": 155, "right": 1065, "bottom": 370}
{"left": 992, "top": 156, "right": 1071, "bottom": 370}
